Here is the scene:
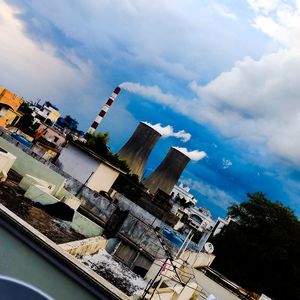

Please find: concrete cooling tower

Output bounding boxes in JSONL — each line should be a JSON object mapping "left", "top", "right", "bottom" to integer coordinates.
{"left": 117, "top": 122, "right": 162, "bottom": 179}
{"left": 143, "top": 147, "right": 191, "bottom": 195}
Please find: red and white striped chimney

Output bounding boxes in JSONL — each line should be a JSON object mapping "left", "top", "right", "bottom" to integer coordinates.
{"left": 86, "top": 86, "right": 121, "bottom": 135}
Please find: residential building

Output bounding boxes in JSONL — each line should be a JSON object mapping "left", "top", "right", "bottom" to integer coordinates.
{"left": 171, "top": 183, "right": 198, "bottom": 206}
{"left": 0, "top": 87, "right": 23, "bottom": 128}
{"left": 188, "top": 206, "right": 215, "bottom": 231}
{"left": 32, "top": 101, "right": 60, "bottom": 124}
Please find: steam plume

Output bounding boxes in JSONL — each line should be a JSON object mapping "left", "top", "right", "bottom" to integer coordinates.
{"left": 142, "top": 121, "right": 191, "bottom": 142}
{"left": 173, "top": 147, "right": 207, "bottom": 161}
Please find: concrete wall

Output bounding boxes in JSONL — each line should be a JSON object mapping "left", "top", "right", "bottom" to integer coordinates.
{"left": 24, "top": 184, "right": 103, "bottom": 238}
{"left": 87, "top": 163, "right": 120, "bottom": 193}
{"left": 25, "top": 184, "right": 59, "bottom": 205}
{"left": 0, "top": 136, "right": 66, "bottom": 195}
{"left": 0, "top": 215, "right": 99, "bottom": 300}
{"left": 19, "top": 174, "right": 56, "bottom": 194}
{"left": 193, "top": 269, "right": 241, "bottom": 300}
{"left": 60, "top": 236, "right": 108, "bottom": 257}
{"left": 180, "top": 251, "right": 215, "bottom": 268}
{"left": 59, "top": 144, "right": 120, "bottom": 193}
{"left": 115, "top": 193, "right": 162, "bottom": 228}
{"left": 71, "top": 212, "right": 103, "bottom": 237}
{"left": 59, "top": 144, "right": 98, "bottom": 183}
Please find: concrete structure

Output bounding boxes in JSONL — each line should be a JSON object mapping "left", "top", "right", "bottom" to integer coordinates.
{"left": 144, "top": 147, "right": 191, "bottom": 195}
{"left": 60, "top": 236, "right": 108, "bottom": 257}
{"left": 36, "top": 124, "right": 66, "bottom": 148}
{"left": 86, "top": 86, "right": 121, "bottom": 135}
{"left": 0, "top": 136, "right": 66, "bottom": 195}
{"left": 32, "top": 101, "right": 60, "bottom": 124}
{"left": 171, "top": 183, "right": 197, "bottom": 206}
{"left": 118, "top": 122, "right": 162, "bottom": 179}
{"left": 30, "top": 123, "right": 67, "bottom": 161}
{"left": 193, "top": 268, "right": 245, "bottom": 300}
{"left": 0, "top": 151, "right": 16, "bottom": 182}
{"left": 23, "top": 182, "right": 103, "bottom": 238}
{"left": 0, "top": 204, "right": 130, "bottom": 300}
{"left": 187, "top": 207, "right": 215, "bottom": 231}
{"left": 0, "top": 87, "right": 23, "bottom": 128}
{"left": 58, "top": 142, "right": 125, "bottom": 193}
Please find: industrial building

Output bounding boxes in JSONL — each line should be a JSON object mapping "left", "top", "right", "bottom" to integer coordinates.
{"left": 117, "top": 121, "right": 162, "bottom": 179}
{"left": 144, "top": 147, "right": 191, "bottom": 195}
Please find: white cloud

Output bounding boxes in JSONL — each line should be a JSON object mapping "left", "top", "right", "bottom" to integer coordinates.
{"left": 173, "top": 147, "right": 207, "bottom": 161}
{"left": 142, "top": 121, "right": 191, "bottom": 142}
{"left": 213, "top": 3, "right": 238, "bottom": 21}
{"left": 248, "top": 0, "right": 281, "bottom": 14}
{"left": 222, "top": 158, "right": 233, "bottom": 169}
{"left": 10, "top": 0, "right": 273, "bottom": 83}
{"left": 0, "top": 0, "right": 93, "bottom": 108}
{"left": 181, "top": 178, "right": 235, "bottom": 210}
{"left": 121, "top": 1, "right": 300, "bottom": 167}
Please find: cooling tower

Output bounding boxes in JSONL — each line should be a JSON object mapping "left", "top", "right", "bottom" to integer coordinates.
{"left": 117, "top": 122, "right": 162, "bottom": 179}
{"left": 143, "top": 147, "right": 190, "bottom": 195}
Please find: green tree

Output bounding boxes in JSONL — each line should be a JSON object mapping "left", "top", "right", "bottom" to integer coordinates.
{"left": 211, "top": 192, "right": 300, "bottom": 300}
{"left": 86, "top": 132, "right": 110, "bottom": 157}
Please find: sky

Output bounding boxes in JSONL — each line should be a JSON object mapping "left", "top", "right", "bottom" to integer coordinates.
{"left": 1, "top": 0, "right": 300, "bottom": 219}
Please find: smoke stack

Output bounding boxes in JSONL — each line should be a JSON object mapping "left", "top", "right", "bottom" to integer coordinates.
{"left": 86, "top": 86, "right": 121, "bottom": 135}
{"left": 143, "top": 147, "right": 190, "bottom": 195}
{"left": 117, "top": 122, "right": 162, "bottom": 179}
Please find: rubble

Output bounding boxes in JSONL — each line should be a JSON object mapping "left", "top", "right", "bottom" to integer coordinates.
{"left": 0, "top": 170, "right": 85, "bottom": 243}
{"left": 81, "top": 249, "right": 147, "bottom": 296}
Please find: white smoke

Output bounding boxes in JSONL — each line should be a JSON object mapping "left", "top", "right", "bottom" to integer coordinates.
{"left": 120, "top": 82, "right": 177, "bottom": 104}
{"left": 173, "top": 147, "right": 207, "bottom": 161}
{"left": 142, "top": 121, "right": 191, "bottom": 142}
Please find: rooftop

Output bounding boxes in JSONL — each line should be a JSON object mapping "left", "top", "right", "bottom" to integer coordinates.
{"left": 0, "top": 170, "right": 84, "bottom": 244}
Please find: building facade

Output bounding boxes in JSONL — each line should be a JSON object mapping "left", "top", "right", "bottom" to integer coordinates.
{"left": 0, "top": 87, "right": 23, "bottom": 128}
{"left": 32, "top": 101, "right": 60, "bottom": 124}
{"left": 58, "top": 142, "right": 125, "bottom": 193}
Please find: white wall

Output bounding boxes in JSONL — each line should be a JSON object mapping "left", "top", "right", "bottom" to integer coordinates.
{"left": 59, "top": 144, "right": 99, "bottom": 184}
{"left": 87, "top": 163, "right": 119, "bottom": 192}
{"left": 193, "top": 269, "right": 241, "bottom": 300}
{"left": 59, "top": 144, "right": 120, "bottom": 193}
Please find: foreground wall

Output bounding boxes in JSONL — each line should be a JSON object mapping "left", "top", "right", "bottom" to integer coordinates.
{"left": 193, "top": 269, "right": 241, "bottom": 300}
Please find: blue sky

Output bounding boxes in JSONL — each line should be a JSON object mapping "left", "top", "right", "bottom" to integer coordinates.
{"left": 1, "top": 0, "right": 300, "bottom": 218}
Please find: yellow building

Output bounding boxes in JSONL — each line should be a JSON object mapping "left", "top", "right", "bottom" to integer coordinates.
{"left": 0, "top": 87, "right": 24, "bottom": 128}
{"left": 33, "top": 101, "right": 61, "bottom": 124}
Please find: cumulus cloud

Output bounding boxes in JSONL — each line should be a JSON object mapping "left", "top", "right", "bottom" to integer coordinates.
{"left": 142, "top": 121, "right": 191, "bottom": 142}
{"left": 121, "top": 2, "right": 300, "bottom": 167}
{"left": 181, "top": 178, "right": 235, "bottom": 210}
{"left": 0, "top": 0, "right": 93, "bottom": 110}
{"left": 9, "top": 0, "right": 271, "bottom": 84}
{"left": 173, "top": 147, "right": 207, "bottom": 161}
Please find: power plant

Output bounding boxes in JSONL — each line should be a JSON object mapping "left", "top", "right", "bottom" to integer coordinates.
{"left": 143, "top": 147, "right": 191, "bottom": 195}
{"left": 117, "top": 122, "right": 162, "bottom": 179}
{"left": 86, "top": 86, "right": 121, "bottom": 136}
